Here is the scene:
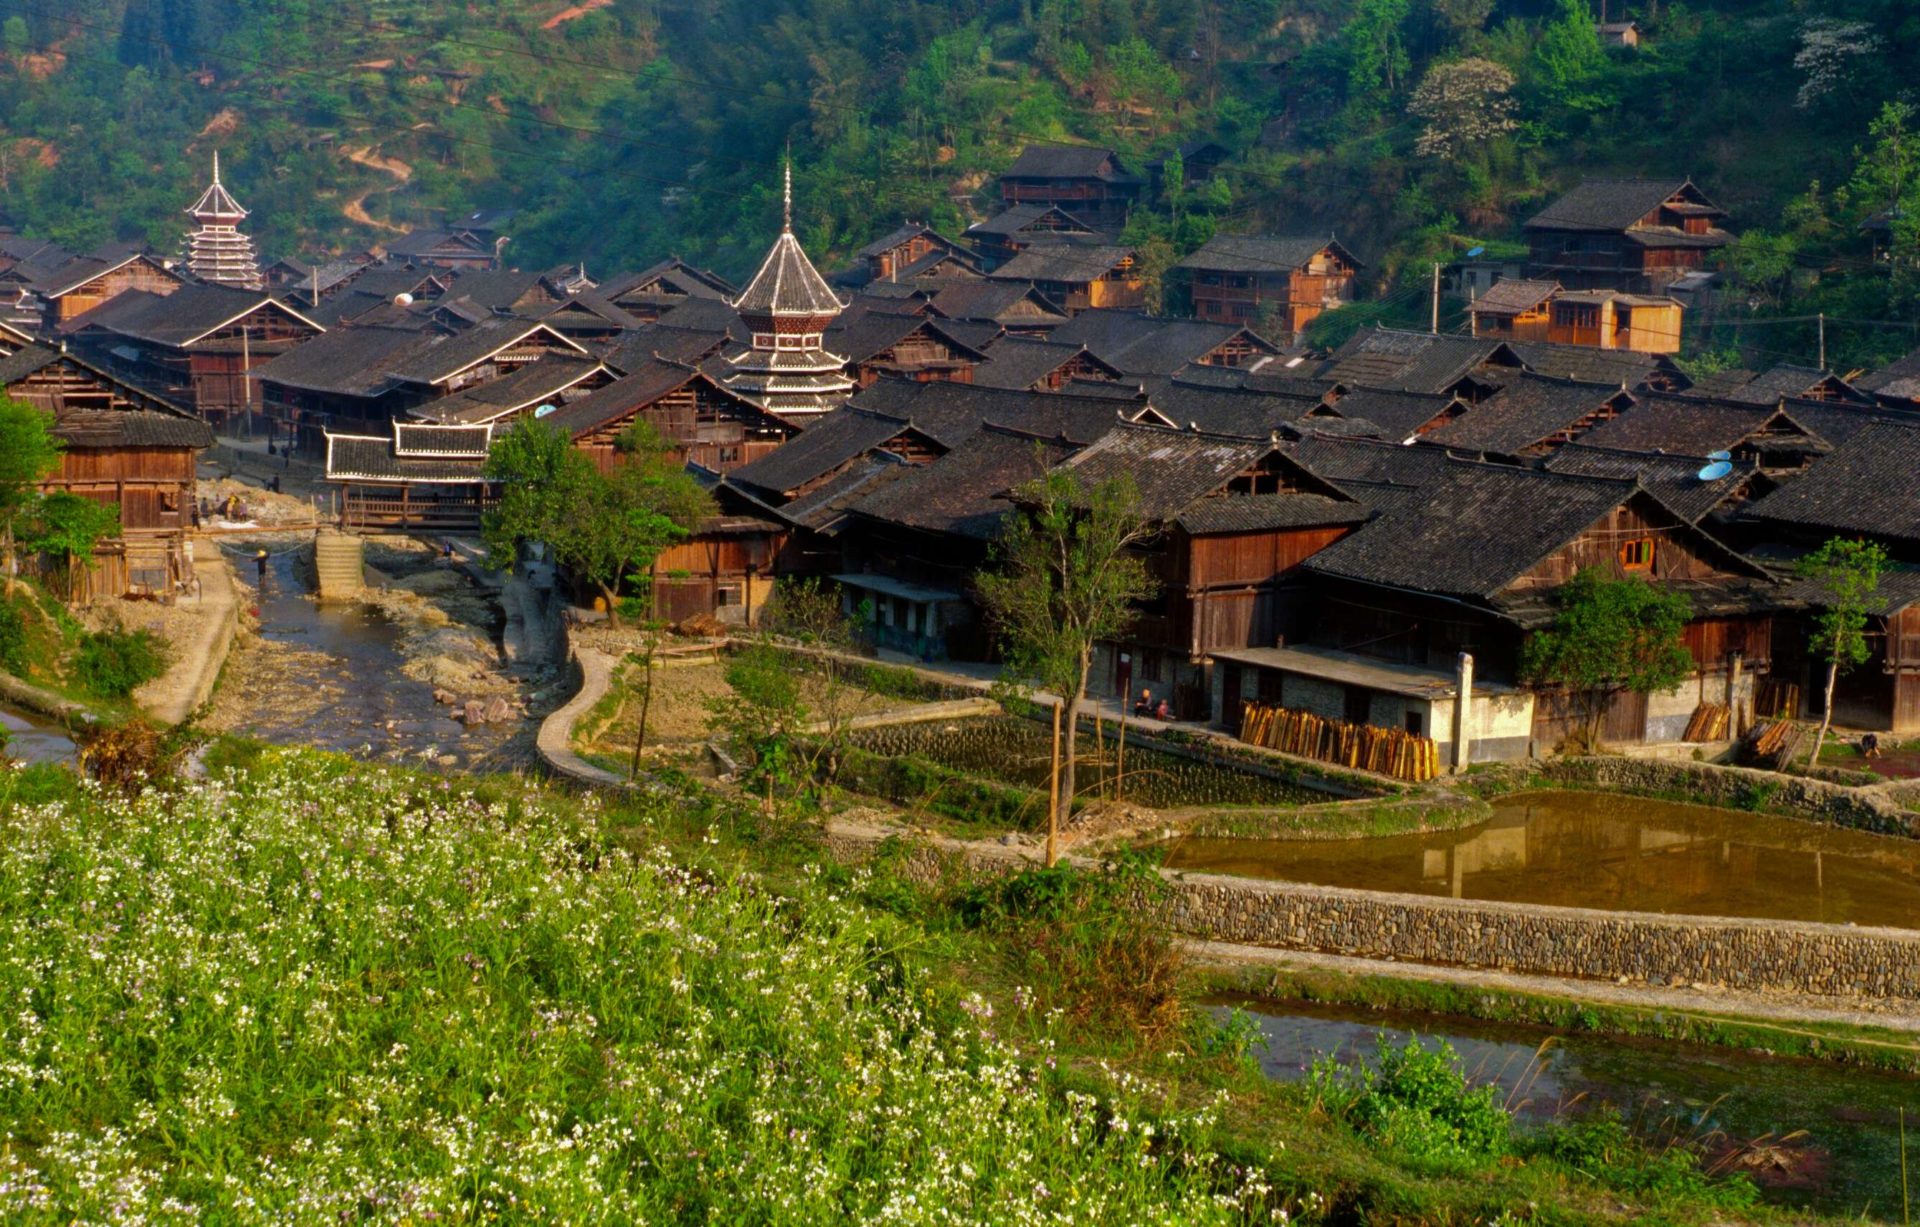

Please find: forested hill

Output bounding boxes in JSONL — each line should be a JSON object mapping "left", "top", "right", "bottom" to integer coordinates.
{"left": 1, "top": 1, "right": 1917, "bottom": 358}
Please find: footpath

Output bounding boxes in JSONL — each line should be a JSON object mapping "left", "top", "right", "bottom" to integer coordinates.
{"left": 136, "top": 544, "right": 240, "bottom": 726}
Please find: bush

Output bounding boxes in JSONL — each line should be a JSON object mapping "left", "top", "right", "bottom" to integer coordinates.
{"left": 0, "top": 599, "right": 25, "bottom": 675}
{"left": 73, "top": 627, "right": 168, "bottom": 699}
{"left": 1308, "top": 1036, "right": 1511, "bottom": 1170}
{"left": 1537, "top": 1110, "right": 1760, "bottom": 1210}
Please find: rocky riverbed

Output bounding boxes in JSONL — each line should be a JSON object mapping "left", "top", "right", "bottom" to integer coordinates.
{"left": 201, "top": 537, "right": 568, "bottom": 771}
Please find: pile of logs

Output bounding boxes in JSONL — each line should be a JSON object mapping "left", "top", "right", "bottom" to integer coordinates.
{"left": 1754, "top": 679, "right": 1801, "bottom": 720}
{"left": 1743, "top": 719, "right": 1802, "bottom": 769}
{"left": 1681, "top": 703, "right": 1732, "bottom": 742}
{"left": 1238, "top": 702, "right": 1441, "bottom": 783}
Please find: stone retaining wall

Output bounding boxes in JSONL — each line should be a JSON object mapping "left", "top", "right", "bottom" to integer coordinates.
{"left": 826, "top": 823, "right": 1920, "bottom": 1004}
{"left": 1534, "top": 756, "right": 1918, "bottom": 837}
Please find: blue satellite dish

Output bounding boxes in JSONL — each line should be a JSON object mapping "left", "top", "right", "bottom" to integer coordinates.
{"left": 533, "top": 403, "right": 557, "bottom": 418}
{"left": 1466, "top": 246, "right": 1486, "bottom": 258}
{"left": 1697, "top": 460, "right": 1734, "bottom": 481}
{"left": 1707, "top": 449, "right": 1732, "bottom": 462}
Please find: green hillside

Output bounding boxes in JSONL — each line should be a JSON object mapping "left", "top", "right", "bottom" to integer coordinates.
{"left": 1, "top": 0, "right": 1916, "bottom": 364}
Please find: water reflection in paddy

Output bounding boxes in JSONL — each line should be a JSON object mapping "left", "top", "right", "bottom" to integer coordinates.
{"left": 1164, "top": 791, "right": 1920, "bottom": 929}
{"left": 0, "top": 704, "right": 76, "bottom": 766}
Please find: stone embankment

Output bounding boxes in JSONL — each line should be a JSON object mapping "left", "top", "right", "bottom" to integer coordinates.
{"left": 1528, "top": 755, "right": 1919, "bottom": 836}
{"left": 825, "top": 821, "right": 1920, "bottom": 1008}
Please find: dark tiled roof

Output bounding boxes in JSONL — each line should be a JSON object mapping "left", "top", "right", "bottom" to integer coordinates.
{"left": 1741, "top": 421, "right": 1920, "bottom": 542}
{"left": 1, "top": 343, "right": 201, "bottom": 423}
{"left": 965, "top": 203, "right": 1094, "bottom": 237}
{"left": 384, "top": 228, "right": 488, "bottom": 257}
{"left": 442, "top": 268, "right": 548, "bottom": 311}
{"left": 1573, "top": 395, "right": 1826, "bottom": 456}
{"left": 1108, "top": 320, "right": 1276, "bottom": 376}
{"left": 385, "top": 320, "right": 586, "bottom": 387}
{"left": 844, "top": 380, "right": 1127, "bottom": 449}
{"left": 1318, "top": 328, "right": 1514, "bottom": 394}
{"left": 1470, "top": 279, "right": 1559, "bottom": 316}
{"left": 323, "top": 432, "right": 491, "bottom": 483}
{"left": 538, "top": 360, "right": 703, "bottom": 438}
{"left": 1284, "top": 435, "right": 1462, "bottom": 492}
{"left": 1778, "top": 399, "right": 1904, "bottom": 448}
{"left": 1726, "top": 364, "right": 1863, "bottom": 405}
{"left": 850, "top": 425, "right": 1074, "bottom": 540}
{"left": 1524, "top": 178, "right": 1701, "bottom": 232}
{"left": 1140, "top": 379, "right": 1322, "bottom": 438}
{"left": 825, "top": 311, "right": 987, "bottom": 366}
{"left": 1683, "top": 368, "right": 1757, "bottom": 399}
{"left": 1421, "top": 372, "right": 1629, "bottom": 458}
{"left": 1857, "top": 346, "right": 1920, "bottom": 400}
{"left": 1003, "top": 144, "right": 1139, "bottom": 182}
{"left": 988, "top": 244, "right": 1136, "bottom": 285}
{"left": 1175, "top": 492, "right": 1370, "bottom": 534}
{"left": 1059, "top": 423, "right": 1275, "bottom": 520}
{"left": 251, "top": 325, "right": 426, "bottom": 396}
{"left": 1303, "top": 466, "right": 1641, "bottom": 600}
{"left": 1544, "top": 443, "right": 1760, "bottom": 524}
{"left": 653, "top": 296, "right": 747, "bottom": 337}
{"left": 410, "top": 357, "right": 603, "bottom": 424}
{"left": 52, "top": 407, "right": 213, "bottom": 449}
{"left": 726, "top": 407, "right": 926, "bottom": 498}
{"left": 67, "top": 285, "right": 307, "bottom": 347}
{"left": 1322, "top": 388, "right": 1458, "bottom": 439}
{"left": 1173, "top": 234, "right": 1355, "bottom": 274}
{"left": 598, "top": 258, "right": 735, "bottom": 301}
{"left": 971, "top": 338, "right": 1109, "bottom": 389}
{"left": 1045, "top": 309, "right": 1164, "bottom": 357}
{"left": 927, "top": 280, "right": 1068, "bottom": 323}
{"left": 1508, "top": 340, "right": 1671, "bottom": 389}
{"left": 767, "top": 455, "right": 912, "bottom": 531}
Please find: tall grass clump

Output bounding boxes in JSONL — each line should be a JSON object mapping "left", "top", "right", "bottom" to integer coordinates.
{"left": 0, "top": 751, "right": 1281, "bottom": 1222}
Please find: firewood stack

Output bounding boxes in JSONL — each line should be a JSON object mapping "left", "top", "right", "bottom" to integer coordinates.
{"left": 1237, "top": 702, "right": 1441, "bottom": 783}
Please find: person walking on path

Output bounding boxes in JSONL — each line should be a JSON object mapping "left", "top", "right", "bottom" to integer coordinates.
{"left": 253, "top": 549, "right": 270, "bottom": 590}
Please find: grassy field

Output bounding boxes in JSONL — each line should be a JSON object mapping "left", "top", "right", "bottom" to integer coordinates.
{"left": 0, "top": 746, "right": 1851, "bottom": 1223}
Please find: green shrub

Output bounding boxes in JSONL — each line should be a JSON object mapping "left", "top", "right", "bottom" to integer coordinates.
{"left": 1537, "top": 1110, "right": 1760, "bottom": 1210}
{"left": 0, "top": 599, "right": 25, "bottom": 675}
{"left": 1307, "top": 1036, "right": 1511, "bottom": 1170}
{"left": 74, "top": 627, "right": 169, "bottom": 699}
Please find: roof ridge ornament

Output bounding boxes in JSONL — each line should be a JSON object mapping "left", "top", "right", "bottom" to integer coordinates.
{"left": 783, "top": 155, "right": 793, "bottom": 234}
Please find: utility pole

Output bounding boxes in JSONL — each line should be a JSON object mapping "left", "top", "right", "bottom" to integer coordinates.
{"left": 1818, "top": 312, "right": 1827, "bottom": 371}
{"left": 1431, "top": 262, "right": 1441, "bottom": 334}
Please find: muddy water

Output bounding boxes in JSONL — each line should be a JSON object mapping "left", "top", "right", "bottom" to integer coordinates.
{"left": 0, "top": 703, "right": 75, "bottom": 766}
{"left": 215, "top": 544, "right": 519, "bottom": 770}
{"left": 846, "top": 715, "right": 1327, "bottom": 809}
{"left": 1163, "top": 791, "right": 1920, "bottom": 929}
{"left": 1219, "top": 996, "right": 1920, "bottom": 1219}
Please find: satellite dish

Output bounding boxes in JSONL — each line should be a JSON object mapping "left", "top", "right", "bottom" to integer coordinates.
{"left": 1466, "top": 246, "right": 1486, "bottom": 258}
{"left": 1697, "top": 460, "right": 1734, "bottom": 481}
{"left": 394, "top": 292, "right": 414, "bottom": 306}
{"left": 1706, "top": 449, "right": 1732, "bottom": 462}
{"left": 533, "top": 403, "right": 557, "bottom": 418}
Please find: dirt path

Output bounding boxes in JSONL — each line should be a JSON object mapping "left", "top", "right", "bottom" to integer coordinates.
{"left": 134, "top": 545, "right": 239, "bottom": 726}
{"left": 341, "top": 145, "right": 413, "bottom": 233}
{"left": 542, "top": 0, "right": 612, "bottom": 29}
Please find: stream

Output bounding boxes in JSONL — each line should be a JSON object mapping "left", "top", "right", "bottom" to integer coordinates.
{"left": 211, "top": 543, "right": 524, "bottom": 770}
{"left": 0, "top": 703, "right": 76, "bottom": 767}
{"left": 1220, "top": 996, "right": 1920, "bottom": 1219}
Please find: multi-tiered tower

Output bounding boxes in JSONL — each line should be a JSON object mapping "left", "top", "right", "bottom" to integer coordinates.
{"left": 721, "top": 164, "right": 853, "bottom": 422}
{"left": 183, "top": 152, "right": 263, "bottom": 290}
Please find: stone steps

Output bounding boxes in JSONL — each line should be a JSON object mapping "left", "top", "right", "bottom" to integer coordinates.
{"left": 313, "top": 533, "right": 364, "bottom": 600}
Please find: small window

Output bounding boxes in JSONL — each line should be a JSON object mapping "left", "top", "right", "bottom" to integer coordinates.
{"left": 715, "top": 583, "right": 743, "bottom": 607}
{"left": 1620, "top": 538, "right": 1655, "bottom": 570}
{"left": 1140, "top": 649, "right": 1164, "bottom": 683}
{"left": 1404, "top": 710, "right": 1424, "bottom": 736}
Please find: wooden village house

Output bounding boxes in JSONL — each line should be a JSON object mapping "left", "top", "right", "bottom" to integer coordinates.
{"left": 987, "top": 246, "right": 1144, "bottom": 314}
{"left": 64, "top": 285, "right": 324, "bottom": 431}
{"left": 1523, "top": 178, "right": 1733, "bottom": 293}
{"left": 1175, "top": 235, "right": 1362, "bottom": 337}
{"left": 996, "top": 144, "right": 1144, "bottom": 233}
{"left": 2, "top": 344, "right": 212, "bottom": 600}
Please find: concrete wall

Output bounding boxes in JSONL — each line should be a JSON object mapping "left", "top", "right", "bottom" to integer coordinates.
{"left": 1210, "top": 663, "right": 1534, "bottom": 764}
{"left": 827, "top": 824, "right": 1920, "bottom": 1004}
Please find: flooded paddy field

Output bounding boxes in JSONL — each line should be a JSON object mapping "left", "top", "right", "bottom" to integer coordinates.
{"left": 0, "top": 703, "right": 76, "bottom": 767}
{"left": 1164, "top": 790, "right": 1920, "bottom": 929}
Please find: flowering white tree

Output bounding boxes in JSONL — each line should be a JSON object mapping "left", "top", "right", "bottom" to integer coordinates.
{"left": 1407, "top": 57, "right": 1517, "bottom": 158}
{"left": 1794, "top": 17, "right": 1882, "bottom": 110}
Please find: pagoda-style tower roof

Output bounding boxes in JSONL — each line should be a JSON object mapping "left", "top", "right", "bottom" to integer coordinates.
{"left": 186, "top": 151, "right": 249, "bottom": 223}
{"left": 732, "top": 165, "right": 846, "bottom": 321}
{"left": 183, "top": 151, "right": 262, "bottom": 290}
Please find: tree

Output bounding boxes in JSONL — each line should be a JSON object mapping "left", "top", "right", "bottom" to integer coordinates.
{"left": 1407, "top": 58, "right": 1517, "bottom": 159}
{"left": 1796, "top": 537, "right": 1887, "bottom": 766}
{"left": 0, "top": 397, "right": 61, "bottom": 598}
{"left": 26, "top": 493, "right": 120, "bottom": 604}
{"left": 1527, "top": 0, "right": 1608, "bottom": 138}
{"left": 553, "top": 427, "right": 712, "bottom": 629}
{"left": 481, "top": 417, "right": 588, "bottom": 567}
{"left": 1521, "top": 568, "right": 1695, "bottom": 749}
{"left": 1793, "top": 17, "right": 1883, "bottom": 112}
{"left": 976, "top": 460, "right": 1156, "bottom": 865}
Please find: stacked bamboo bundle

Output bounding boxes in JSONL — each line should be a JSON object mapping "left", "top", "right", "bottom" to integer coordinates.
{"left": 1681, "top": 703, "right": 1732, "bottom": 742}
{"left": 1744, "top": 719, "right": 1801, "bottom": 769}
{"left": 1238, "top": 702, "right": 1441, "bottom": 783}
